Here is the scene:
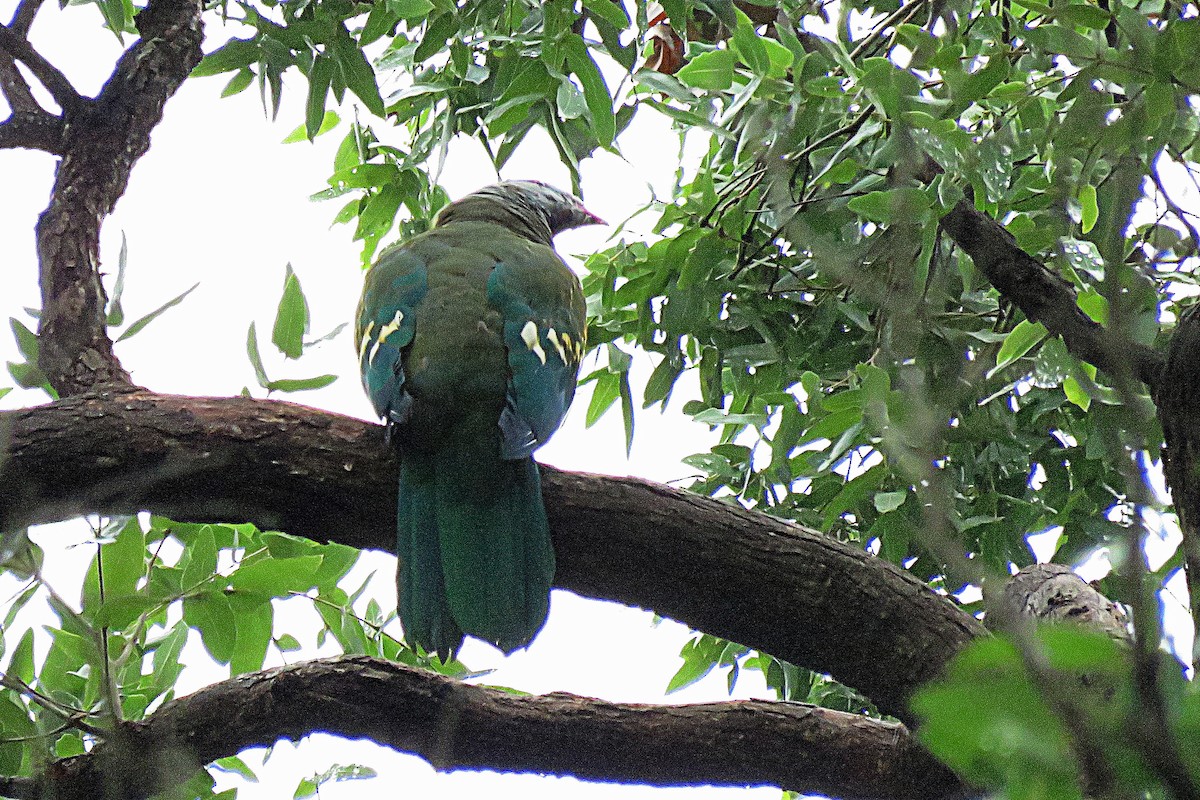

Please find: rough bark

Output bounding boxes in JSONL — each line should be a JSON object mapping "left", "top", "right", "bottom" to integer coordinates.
{"left": 0, "top": 110, "right": 62, "bottom": 152}
{"left": 998, "top": 563, "right": 1130, "bottom": 641}
{"left": 12, "top": 656, "right": 966, "bottom": 800}
{"left": 1156, "top": 303, "right": 1200, "bottom": 643}
{"left": 0, "top": 389, "right": 987, "bottom": 726}
{"left": 31, "top": 0, "right": 204, "bottom": 395}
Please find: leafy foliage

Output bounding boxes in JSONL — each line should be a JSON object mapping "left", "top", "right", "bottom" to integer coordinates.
{"left": 187, "top": 0, "right": 1200, "bottom": 791}
{"left": 0, "top": 514, "right": 467, "bottom": 791}
{"left": 7, "top": 0, "right": 1200, "bottom": 795}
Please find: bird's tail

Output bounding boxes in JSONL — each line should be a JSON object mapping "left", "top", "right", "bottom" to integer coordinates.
{"left": 396, "top": 441, "right": 555, "bottom": 658}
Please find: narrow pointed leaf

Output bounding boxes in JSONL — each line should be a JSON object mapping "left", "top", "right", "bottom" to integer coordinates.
{"left": 116, "top": 283, "right": 200, "bottom": 342}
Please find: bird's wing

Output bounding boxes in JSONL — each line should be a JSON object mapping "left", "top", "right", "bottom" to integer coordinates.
{"left": 486, "top": 252, "right": 586, "bottom": 459}
{"left": 356, "top": 244, "right": 429, "bottom": 423}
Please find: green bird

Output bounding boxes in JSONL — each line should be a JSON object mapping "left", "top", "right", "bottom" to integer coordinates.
{"left": 355, "top": 181, "right": 602, "bottom": 657}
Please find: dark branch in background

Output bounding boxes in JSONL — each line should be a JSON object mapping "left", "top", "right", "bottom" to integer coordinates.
{"left": 0, "top": 110, "right": 62, "bottom": 152}
{"left": 0, "top": 1, "right": 62, "bottom": 154}
{"left": 33, "top": 0, "right": 203, "bottom": 396}
{"left": 0, "top": 390, "right": 988, "bottom": 725}
{"left": 0, "top": 49, "right": 39, "bottom": 114}
{"left": 0, "top": 25, "right": 83, "bottom": 114}
{"left": 9, "top": 0, "right": 48, "bottom": 37}
{"left": 27, "top": 656, "right": 967, "bottom": 800}
{"left": 939, "top": 197, "right": 1165, "bottom": 390}
{"left": 1156, "top": 303, "right": 1200, "bottom": 659}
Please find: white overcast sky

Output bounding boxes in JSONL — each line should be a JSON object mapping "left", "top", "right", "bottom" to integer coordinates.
{"left": 0, "top": 4, "right": 794, "bottom": 799}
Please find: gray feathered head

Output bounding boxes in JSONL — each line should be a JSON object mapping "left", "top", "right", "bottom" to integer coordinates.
{"left": 437, "top": 180, "right": 604, "bottom": 245}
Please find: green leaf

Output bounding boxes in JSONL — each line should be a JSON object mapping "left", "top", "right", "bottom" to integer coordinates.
{"left": 730, "top": 8, "right": 770, "bottom": 76}
{"left": 643, "top": 354, "right": 683, "bottom": 408}
{"left": 193, "top": 38, "right": 258, "bottom": 77}
{"left": 97, "top": 0, "right": 133, "bottom": 36}
{"left": 272, "top": 266, "right": 310, "bottom": 359}
{"left": 564, "top": 35, "right": 616, "bottom": 148}
{"left": 116, "top": 282, "right": 200, "bottom": 342}
{"left": 873, "top": 490, "right": 907, "bottom": 513}
{"left": 988, "top": 320, "right": 1048, "bottom": 378}
{"left": 913, "top": 635, "right": 1079, "bottom": 797}
{"left": 582, "top": 0, "right": 628, "bottom": 28}
{"left": 313, "top": 543, "right": 360, "bottom": 590}
{"left": 228, "top": 555, "right": 322, "bottom": 596}
{"left": 0, "top": 695, "right": 33, "bottom": 774}
{"left": 692, "top": 409, "right": 769, "bottom": 427}
{"left": 694, "top": 0, "right": 736, "bottom": 26}
{"left": 677, "top": 49, "right": 736, "bottom": 91}
{"left": 265, "top": 374, "right": 338, "bottom": 393}
{"left": 82, "top": 517, "right": 146, "bottom": 619}
{"left": 183, "top": 593, "right": 237, "bottom": 665}
{"left": 1062, "top": 375, "right": 1091, "bottom": 411}
{"left": 275, "top": 633, "right": 302, "bottom": 652}
{"left": 107, "top": 232, "right": 128, "bottom": 326}
{"left": 181, "top": 525, "right": 219, "bottom": 589}
{"left": 303, "top": 56, "right": 335, "bottom": 142}
{"left": 1079, "top": 183, "right": 1098, "bottom": 234}
{"left": 305, "top": 322, "right": 348, "bottom": 347}
{"left": 221, "top": 68, "right": 254, "bottom": 98}
{"left": 214, "top": 756, "right": 259, "bottom": 782}
{"left": 332, "top": 24, "right": 385, "bottom": 117}
{"left": 10, "top": 318, "right": 37, "bottom": 361}
{"left": 361, "top": 3, "right": 397, "bottom": 46}
{"left": 1055, "top": 4, "right": 1112, "bottom": 29}
{"left": 392, "top": 0, "right": 434, "bottom": 18}
{"left": 847, "top": 188, "right": 932, "bottom": 224}
{"left": 149, "top": 622, "right": 189, "bottom": 700}
{"left": 619, "top": 369, "right": 635, "bottom": 456}
{"left": 229, "top": 593, "right": 273, "bottom": 676}
{"left": 246, "top": 322, "right": 270, "bottom": 388}
{"left": 556, "top": 79, "right": 588, "bottom": 119}
{"left": 94, "top": 595, "right": 155, "bottom": 629}
{"left": 7, "top": 629, "right": 34, "bottom": 685}
{"left": 666, "top": 650, "right": 716, "bottom": 693}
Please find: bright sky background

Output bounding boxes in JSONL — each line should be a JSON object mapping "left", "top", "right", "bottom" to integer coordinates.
{"left": 0, "top": 4, "right": 791, "bottom": 798}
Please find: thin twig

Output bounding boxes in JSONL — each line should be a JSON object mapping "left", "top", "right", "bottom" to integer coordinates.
{"left": 1151, "top": 164, "right": 1200, "bottom": 257}
{"left": 0, "top": 674, "right": 106, "bottom": 738}
{"left": 0, "top": 24, "right": 84, "bottom": 114}
{"left": 92, "top": 519, "right": 125, "bottom": 724}
{"left": 0, "top": 48, "right": 37, "bottom": 113}
{"left": 9, "top": 0, "right": 47, "bottom": 36}
{"left": 848, "top": 0, "right": 929, "bottom": 62}
{"left": 787, "top": 106, "right": 873, "bottom": 164}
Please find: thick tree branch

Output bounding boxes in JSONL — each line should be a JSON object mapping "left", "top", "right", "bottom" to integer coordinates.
{"left": 0, "top": 25, "right": 82, "bottom": 114}
{"left": 35, "top": 0, "right": 203, "bottom": 396}
{"left": 0, "top": 48, "right": 40, "bottom": 114}
{"left": 9, "top": 0, "right": 48, "bottom": 36}
{"left": 27, "top": 656, "right": 967, "bottom": 800}
{"left": 940, "top": 198, "right": 1165, "bottom": 391}
{"left": 0, "top": 109, "right": 62, "bottom": 152}
{"left": 998, "top": 563, "right": 1130, "bottom": 640}
{"left": 0, "top": 389, "right": 987, "bottom": 724}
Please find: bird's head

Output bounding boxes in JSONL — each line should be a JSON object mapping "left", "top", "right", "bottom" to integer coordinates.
{"left": 438, "top": 180, "right": 605, "bottom": 245}
{"left": 493, "top": 180, "right": 606, "bottom": 235}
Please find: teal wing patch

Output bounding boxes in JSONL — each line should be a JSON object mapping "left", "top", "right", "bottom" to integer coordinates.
{"left": 487, "top": 260, "right": 585, "bottom": 459}
{"left": 357, "top": 248, "right": 428, "bottom": 423}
